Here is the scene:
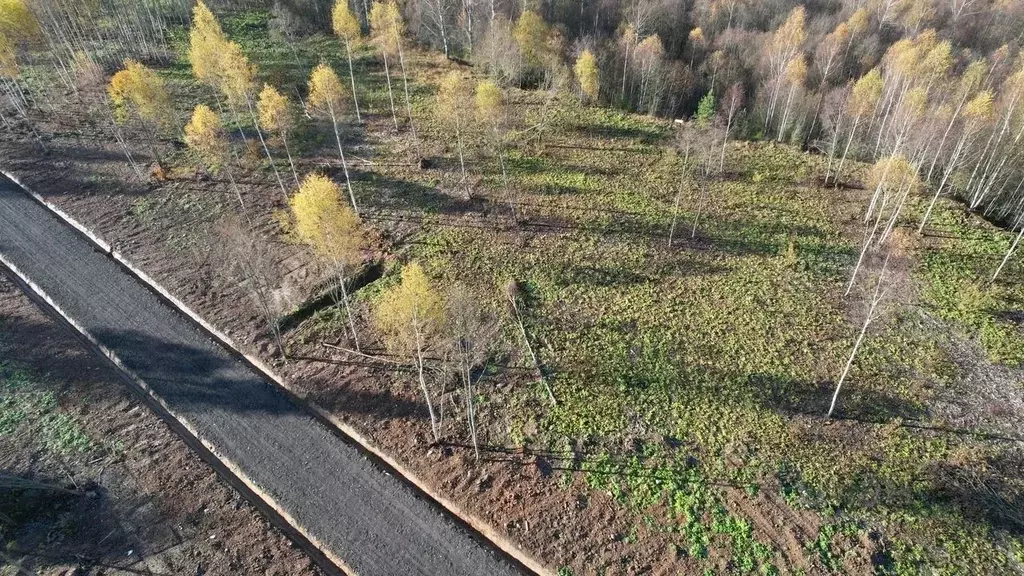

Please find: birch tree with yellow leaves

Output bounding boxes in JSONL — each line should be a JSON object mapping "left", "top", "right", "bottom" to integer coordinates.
{"left": 184, "top": 104, "right": 246, "bottom": 211}
{"left": 372, "top": 1, "right": 417, "bottom": 143}
{"left": 188, "top": 2, "right": 228, "bottom": 85}
{"left": 291, "top": 174, "right": 367, "bottom": 351}
{"left": 476, "top": 79, "right": 515, "bottom": 219}
{"left": 436, "top": 72, "right": 472, "bottom": 199}
{"left": 188, "top": 2, "right": 288, "bottom": 202}
{"left": 574, "top": 49, "right": 599, "bottom": 103}
{"left": 258, "top": 84, "right": 300, "bottom": 186}
{"left": 830, "top": 68, "right": 883, "bottom": 187}
{"left": 369, "top": 1, "right": 399, "bottom": 129}
{"left": 919, "top": 89, "right": 993, "bottom": 232}
{"left": 308, "top": 63, "right": 359, "bottom": 214}
{"left": 108, "top": 59, "right": 174, "bottom": 168}
{"left": 332, "top": 0, "right": 363, "bottom": 122}
{"left": 806, "top": 21, "right": 851, "bottom": 143}
{"left": 776, "top": 55, "right": 806, "bottom": 142}
{"left": 222, "top": 41, "right": 290, "bottom": 203}
{"left": 763, "top": 6, "right": 805, "bottom": 134}
{"left": 188, "top": 1, "right": 238, "bottom": 137}
{"left": 375, "top": 262, "right": 446, "bottom": 443}
{"left": 847, "top": 155, "right": 918, "bottom": 294}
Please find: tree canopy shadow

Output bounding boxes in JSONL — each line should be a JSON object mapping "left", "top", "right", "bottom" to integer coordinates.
{"left": 746, "top": 372, "right": 928, "bottom": 423}
{"left": 278, "top": 260, "right": 384, "bottom": 334}
{"left": 926, "top": 454, "right": 1024, "bottom": 536}
{"left": 361, "top": 173, "right": 481, "bottom": 216}
{"left": 0, "top": 471, "right": 179, "bottom": 576}
{"left": 1, "top": 148, "right": 153, "bottom": 198}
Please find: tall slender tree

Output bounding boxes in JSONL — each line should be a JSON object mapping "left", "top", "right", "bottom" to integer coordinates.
{"left": 219, "top": 40, "right": 289, "bottom": 203}
{"left": 776, "top": 55, "right": 807, "bottom": 142}
{"left": 184, "top": 104, "right": 246, "bottom": 211}
{"left": 308, "top": 63, "right": 359, "bottom": 215}
{"left": 0, "top": 29, "right": 43, "bottom": 148}
{"left": 574, "top": 49, "right": 599, "bottom": 103}
{"left": 437, "top": 72, "right": 472, "bottom": 199}
{"left": 919, "top": 90, "right": 993, "bottom": 232}
{"left": 108, "top": 59, "right": 173, "bottom": 168}
{"left": 375, "top": 262, "right": 446, "bottom": 443}
{"left": 291, "top": 174, "right": 367, "bottom": 351}
{"left": 258, "top": 84, "right": 300, "bottom": 186}
{"left": 832, "top": 68, "right": 883, "bottom": 186}
{"left": 217, "top": 215, "right": 287, "bottom": 359}
{"left": 475, "top": 79, "right": 515, "bottom": 219}
{"left": 332, "top": 0, "right": 363, "bottom": 122}
{"left": 806, "top": 21, "right": 851, "bottom": 144}
{"left": 847, "top": 155, "right": 917, "bottom": 294}
{"left": 720, "top": 82, "right": 744, "bottom": 172}
{"left": 763, "top": 6, "right": 805, "bottom": 134}
{"left": 444, "top": 285, "right": 496, "bottom": 461}
{"left": 830, "top": 252, "right": 892, "bottom": 418}
{"left": 370, "top": 0, "right": 401, "bottom": 130}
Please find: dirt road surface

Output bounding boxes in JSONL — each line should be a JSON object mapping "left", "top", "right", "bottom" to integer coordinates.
{"left": 0, "top": 173, "right": 525, "bottom": 576}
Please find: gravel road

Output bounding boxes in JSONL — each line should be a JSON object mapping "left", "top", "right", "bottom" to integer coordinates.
{"left": 0, "top": 174, "right": 526, "bottom": 576}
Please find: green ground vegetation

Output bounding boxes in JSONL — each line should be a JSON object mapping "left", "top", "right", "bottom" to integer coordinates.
{"left": 0, "top": 361, "right": 93, "bottom": 455}
{"left": 371, "top": 88, "right": 1024, "bottom": 573}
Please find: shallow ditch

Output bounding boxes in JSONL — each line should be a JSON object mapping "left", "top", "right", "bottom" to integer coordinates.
{"left": 278, "top": 260, "right": 385, "bottom": 334}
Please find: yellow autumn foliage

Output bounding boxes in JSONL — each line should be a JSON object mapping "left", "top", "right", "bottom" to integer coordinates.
{"left": 849, "top": 68, "right": 883, "bottom": 118}
{"left": 307, "top": 63, "right": 347, "bottom": 116}
{"left": 184, "top": 104, "right": 228, "bottom": 171}
{"left": 374, "top": 262, "right": 444, "bottom": 355}
{"left": 369, "top": 1, "right": 403, "bottom": 56}
{"left": 513, "top": 10, "right": 549, "bottom": 69}
{"left": 785, "top": 56, "right": 807, "bottom": 85}
{"left": 107, "top": 59, "right": 173, "bottom": 130}
{"left": 436, "top": 72, "right": 470, "bottom": 124}
{"left": 903, "top": 86, "right": 928, "bottom": 118}
{"left": 869, "top": 155, "right": 919, "bottom": 194}
{"left": 332, "top": 0, "right": 361, "bottom": 44}
{"left": 770, "top": 6, "right": 805, "bottom": 58}
{"left": 918, "top": 40, "right": 953, "bottom": 84}
{"left": 188, "top": 0, "right": 228, "bottom": 87}
{"left": 846, "top": 7, "right": 870, "bottom": 37}
{"left": 475, "top": 79, "right": 503, "bottom": 127}
{"left": 257, "top": 84, "right": 292, "bottom": 137}
{"left": 220, "top": 41, "right": 256, "bottom": 105}
{"left": 958, "top": 60, "right": 988, "bottom": 99}
{"left": 964, "top": 91, "right": 995, "bottom": 121}
{"left": 0, "top": 0, "right": 39, "bottom": 43}
{"left": 574, "top": 49, "right": 599, "bottom": 102}
{"left": 290, "top": 174, "right": 364, "bottom": 266}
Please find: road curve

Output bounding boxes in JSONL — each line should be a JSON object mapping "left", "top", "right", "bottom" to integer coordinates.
{"left": 0, "top": 173, "right": 526, "bottom": 576}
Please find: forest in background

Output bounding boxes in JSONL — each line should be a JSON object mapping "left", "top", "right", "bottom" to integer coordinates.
{"left": 4, "top": 0, "right": 1024, "bottom": 236}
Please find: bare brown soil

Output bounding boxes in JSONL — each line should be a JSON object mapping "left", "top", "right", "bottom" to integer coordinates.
{"left": 0, "top": 275, "right": 321, "bottom": 576}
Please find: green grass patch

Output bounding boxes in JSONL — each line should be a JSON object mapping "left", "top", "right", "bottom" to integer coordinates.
{"left": 919, "top": 203, "right": 1024, "bottom": 366}
{"left": 0, "top": 362, "right": 93, "bottom": 455}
